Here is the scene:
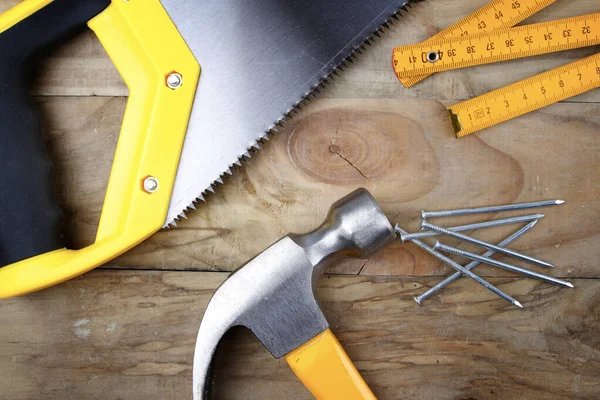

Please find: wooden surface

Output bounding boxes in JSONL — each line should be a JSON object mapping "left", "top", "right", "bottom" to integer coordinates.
{"left": 1, "top": 272, "right": 600, "bottom": 400}
{"left": 1, "top": 0, "right": 599, "bottom": 399}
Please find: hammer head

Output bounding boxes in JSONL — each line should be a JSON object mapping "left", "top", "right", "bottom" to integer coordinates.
{"left": 192, "top": 188, "right": 395, "bottom": 399}
{"left": 291, "top": 187, "right": 396, "bottom": 265}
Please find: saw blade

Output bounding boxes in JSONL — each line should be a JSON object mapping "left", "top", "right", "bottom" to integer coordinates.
{"left": 160, "top": 0, "right": 419, "bottom": 225}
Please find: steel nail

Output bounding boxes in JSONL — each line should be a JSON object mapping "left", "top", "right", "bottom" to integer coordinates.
{"left": 414, "top": 221, "right": 538, "bottom": 304}
{"left": 421, "top": 199, "right": 564, "bottom": 220}
{"left": 433, "top": 242, "right": 573, "bottom": 288}
{"left": 399, "top": 214, "right": 543, "bottom": 242}
{"left": 395, "top": 227, "right": 523, "bottom": 308}
{"left": 421, "top": 221, "right": 555, "bottom": 269}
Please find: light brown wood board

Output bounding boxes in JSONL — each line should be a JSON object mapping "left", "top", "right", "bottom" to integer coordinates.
{"left": 1, "top": 271, "right": 599, "bottom": 400}
{"left": 36, "top": 93, "right": 600, "bottom": 278}
{"left": 0, "top": 0, "right": 599, "bottom": 399}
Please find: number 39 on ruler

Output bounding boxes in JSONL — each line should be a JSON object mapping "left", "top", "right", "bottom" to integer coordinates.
{"left": 392, "top": 0, "right": 600, "bottom": 137}
{"left": 392, "top": 13, "right": 600, "bottom": 76}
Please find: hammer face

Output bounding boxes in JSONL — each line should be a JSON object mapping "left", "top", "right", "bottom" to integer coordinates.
{"left": 193, "top": 188, "right": 396, "bottom": 399}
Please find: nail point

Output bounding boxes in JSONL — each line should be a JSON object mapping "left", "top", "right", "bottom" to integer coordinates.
{"left": 514, "top": 300, "right": 524, "bottom": 308}
{"left": 566, "top": 282, "right": 574, "bottom": 288}
{"left": 555, "top": 200, "right": 565, "bottom": 205}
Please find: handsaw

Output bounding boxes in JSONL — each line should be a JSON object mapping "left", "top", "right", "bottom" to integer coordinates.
{"left": 0, "top": 0, "right": 421, "bottom": 298}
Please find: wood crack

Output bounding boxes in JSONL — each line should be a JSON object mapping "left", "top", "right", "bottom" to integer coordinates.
{"left": 328, "top": 137, "right": 370, "bottom": 181}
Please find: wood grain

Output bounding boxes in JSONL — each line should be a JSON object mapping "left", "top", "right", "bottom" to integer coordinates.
{"left": 0, "top": 270, "right": 598, "bottom": 400}
{"left": 38, "top": 96, "right": 600, "bottom": 277}
{"left": 325, "top": 0, "right": 600, "bottom": 103}
{"left": 1, "top": 1, "right": 599, "bottom": 399}
{"left": 1, "top": 0, "right": 599, "bottom": 102}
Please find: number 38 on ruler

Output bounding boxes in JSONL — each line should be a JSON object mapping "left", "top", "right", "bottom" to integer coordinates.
{"left": 392, "top": 2, "right": 600, "bottom": 137}
{"left": 393, "top": 13, "right": 600, "bottom": 76}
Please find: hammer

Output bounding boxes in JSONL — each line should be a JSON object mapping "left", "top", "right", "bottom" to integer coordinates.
{"left": 192, "top": 188, "right": 396, "bottom": 399}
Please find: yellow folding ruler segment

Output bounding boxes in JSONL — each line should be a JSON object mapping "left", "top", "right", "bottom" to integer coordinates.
{"left": 398, "top": 0, "right": 558, "bottom": 88}
{"left": 448, "top": 52, "right": 600, "bottom": 137}
{"left": 393, "top": 13, "right": 600, "bottom": 76}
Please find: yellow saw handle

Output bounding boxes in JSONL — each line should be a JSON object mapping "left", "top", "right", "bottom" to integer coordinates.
{"left": 286, "top": 329, "right": 377, "bottom": 400}
{"left": 0, "top": 0, "right": 199, "bottom": 298}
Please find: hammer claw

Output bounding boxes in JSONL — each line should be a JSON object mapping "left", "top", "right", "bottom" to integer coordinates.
{"left": 192, "top": 189, "right": 395, "bottom": 399}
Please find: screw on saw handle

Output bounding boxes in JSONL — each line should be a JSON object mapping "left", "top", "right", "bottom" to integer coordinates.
{"left": 0, "top": 0, "right": 200, "bottom": 298}
{"left": 0, "top": 0, "right": 110, "bottom": 266}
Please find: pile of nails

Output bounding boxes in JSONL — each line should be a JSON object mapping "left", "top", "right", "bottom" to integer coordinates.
{"left": 395, "top": 200, "right": 572, "bottom": 308}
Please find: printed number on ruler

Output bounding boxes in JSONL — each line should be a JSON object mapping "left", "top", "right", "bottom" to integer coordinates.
{"left": 393, "top": 13, "right": 600, "bottom": 77}
{"left": 448, "top": 53, "right": 600, "bottom": 137}
{"left": 398, "top": 0, "right": 558, "bottom": 87}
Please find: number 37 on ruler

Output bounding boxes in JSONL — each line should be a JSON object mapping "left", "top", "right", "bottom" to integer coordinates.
{"left": 392, "top": 0, "right": 600, "bottom": 137}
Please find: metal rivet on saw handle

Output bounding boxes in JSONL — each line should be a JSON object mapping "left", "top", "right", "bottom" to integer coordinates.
{"left": 166, "top": 72, "right": 183, "bottom": 89}
{"left": 143, "top": 177, "right": 159, "bottom": 193}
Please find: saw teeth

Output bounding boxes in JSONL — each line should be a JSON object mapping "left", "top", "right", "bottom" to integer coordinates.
{"left": 165, "top": 0, "right": 422, "bottom": 228}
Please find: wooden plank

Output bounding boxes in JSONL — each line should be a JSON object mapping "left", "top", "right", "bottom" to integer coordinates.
{"left": 326, "top": 0, "right": 600, "bottom": 103}
{"left": 1, "top": 0, "right": 599, "bottom": 102}
{"left": 1, "top": 3, "right": 598, "bottom": 400}
{"left": 0, "top": 270, "right": 598, "bottom": 399}
{"left": 37, "top": 96, "right": 600, "bottom": 277}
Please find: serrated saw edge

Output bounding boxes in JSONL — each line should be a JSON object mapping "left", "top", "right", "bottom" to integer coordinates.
{"left": 165, "top": 0, "right": 423, "bottom": 228}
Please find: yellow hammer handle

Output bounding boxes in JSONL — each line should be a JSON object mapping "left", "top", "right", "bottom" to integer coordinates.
{"left": 285, "top": 329, "right": 377, "bottom": 400}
